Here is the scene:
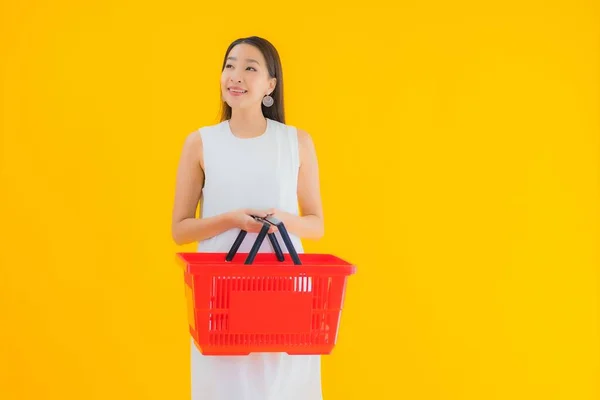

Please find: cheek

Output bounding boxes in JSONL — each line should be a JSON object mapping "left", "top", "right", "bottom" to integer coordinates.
{"left": 247, "top": 78, "right": 266, "bottom": 94}
{"left": 220, "top": 73, "right": 228, "bottom": 87}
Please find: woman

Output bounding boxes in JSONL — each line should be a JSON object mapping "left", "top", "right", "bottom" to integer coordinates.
{"left": 171, "top": 36, "right": 325, "bottom": 400}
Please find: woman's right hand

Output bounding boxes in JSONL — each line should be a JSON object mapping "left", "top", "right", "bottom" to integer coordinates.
{"left": 229, "top": 208, "right": 275, "bottom": 233}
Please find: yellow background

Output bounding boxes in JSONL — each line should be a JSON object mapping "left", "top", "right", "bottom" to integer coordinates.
{"left": 1, "top": 1, "right": 598, "bottom": 399}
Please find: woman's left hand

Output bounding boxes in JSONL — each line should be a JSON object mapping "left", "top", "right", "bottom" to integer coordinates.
{"left": 263, "top": 208, "right": 293, "bottom": 232}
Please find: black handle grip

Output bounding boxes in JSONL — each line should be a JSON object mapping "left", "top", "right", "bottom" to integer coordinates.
{"left": 267, "top": 232, "right": 285, "bottom": 262}
{"left": 225, "top": 215, "right": 302, "bottom": 265}
{"left": 225, "top": 230, "right": 247, "bottom": 262}
{"left": 262, "top": 216, "right": 302, "bottom": 265}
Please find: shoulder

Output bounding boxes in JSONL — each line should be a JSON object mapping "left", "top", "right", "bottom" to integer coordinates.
{"left": 181, "top": 121, "right": 226, "bottom": 152}
{"left": 271, "top": 119, "right": 314, "bottom": 147}
{"left": 270, "top": 120, "right": 317, "bottom": 166}
{"left": 177, "top": 130, "right": 204, "bottom": 170}
{"left": 181, "top": 129, "right": 202, "bottom": 151}
{"left": 285, "top": 124, "right": 317, "bottom": 166}
{"left": 297, "top": 128, "right": 317, "bottom": 166}
{"left": 180, "top": 121, "right": 225, "bottom": 168}
{"left": 295, "top": 128, "right": 314, "bottom": 149}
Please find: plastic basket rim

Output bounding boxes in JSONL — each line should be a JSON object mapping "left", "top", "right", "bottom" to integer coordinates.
{"left": 176, "top": 252, "right": 357, "bottom": 275}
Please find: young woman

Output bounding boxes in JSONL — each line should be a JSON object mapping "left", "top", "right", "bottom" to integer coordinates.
{"left": 171, "top": 36, "right": 325, "bottom": 399}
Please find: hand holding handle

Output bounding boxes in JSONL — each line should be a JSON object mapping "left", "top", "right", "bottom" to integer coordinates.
{"left": 225, "top": 215, "right": 302, "bottom": 265}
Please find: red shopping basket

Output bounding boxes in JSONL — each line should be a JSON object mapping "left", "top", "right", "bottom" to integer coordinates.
{"left": 177, "top": 215, "right": 356, "bottom": 356}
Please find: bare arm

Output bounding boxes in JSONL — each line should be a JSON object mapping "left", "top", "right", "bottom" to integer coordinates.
{"left": 271, "top": 128, "right": 324, "bottom": 240}
{"left": 171, "top": 132, "right": 235, "bottom": 245}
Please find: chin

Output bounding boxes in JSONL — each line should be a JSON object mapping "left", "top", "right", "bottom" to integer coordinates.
{"left": 228, "top": 101, "right": 253, "bottom": 110}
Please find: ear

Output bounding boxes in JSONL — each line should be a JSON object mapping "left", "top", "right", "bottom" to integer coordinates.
{"left": 268, "top": 77, "right": 277, "bottom": 95}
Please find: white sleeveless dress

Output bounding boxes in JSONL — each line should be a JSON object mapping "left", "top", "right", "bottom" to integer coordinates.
{"left": 191, "top": 117, "right": 323, "bottom": 400}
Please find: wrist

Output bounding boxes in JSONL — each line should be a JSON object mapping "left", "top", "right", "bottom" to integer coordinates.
{"left": 223, "top": 211, "right": 239, "bottom": 230}
{"left": 272, "top": 209, "right": 296, "bottom": 227}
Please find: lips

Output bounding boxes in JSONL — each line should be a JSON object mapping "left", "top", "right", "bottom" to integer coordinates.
{"left": 228, "top": 87, "right": 248, "bottom": 94}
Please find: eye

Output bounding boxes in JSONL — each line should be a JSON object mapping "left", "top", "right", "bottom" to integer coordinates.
{"left": 225, "top": 64, "right": 233, "bottom": 69}
{"left": 246, "top": 66, "right": 257, "bottom": 71}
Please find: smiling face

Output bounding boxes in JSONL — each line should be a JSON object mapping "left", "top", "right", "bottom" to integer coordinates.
{"left": 220, "top": 43, "right": 277, "bottom": 111}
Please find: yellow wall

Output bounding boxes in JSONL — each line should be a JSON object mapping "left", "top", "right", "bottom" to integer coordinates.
{"left": 1, "top": 1, "right": 598, "bottom": 399}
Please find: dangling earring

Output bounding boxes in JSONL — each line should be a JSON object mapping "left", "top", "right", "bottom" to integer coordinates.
{"left": 262, "top": 92, "right": 274, "bottom": 107}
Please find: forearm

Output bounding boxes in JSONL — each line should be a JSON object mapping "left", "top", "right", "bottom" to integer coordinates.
{"left": 172, "top": 212, "right": 235, "bottom": 245}
{"left": 276, "top": 211, "right": 324, "bottom": 240}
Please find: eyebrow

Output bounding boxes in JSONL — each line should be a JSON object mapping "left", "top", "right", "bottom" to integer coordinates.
{"left": 227, "top": 56, "right": 260, "bottom": 65}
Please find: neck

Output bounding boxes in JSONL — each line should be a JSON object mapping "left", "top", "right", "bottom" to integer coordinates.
{"left": 228, "top": 107, "right": 267, "bottom": 138}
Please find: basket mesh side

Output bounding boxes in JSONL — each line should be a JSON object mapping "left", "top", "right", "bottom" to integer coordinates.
{"left": 204, "top": 275, "right": 340, "bottom": 347}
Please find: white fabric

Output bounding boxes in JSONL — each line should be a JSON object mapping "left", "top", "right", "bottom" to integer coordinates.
{"left": 191, "top": 117, "right": 323, "bottom": 400}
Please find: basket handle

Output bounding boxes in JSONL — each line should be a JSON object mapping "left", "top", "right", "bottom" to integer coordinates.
{"left": 225, "top": 215, "right": 302, "bottom": 265}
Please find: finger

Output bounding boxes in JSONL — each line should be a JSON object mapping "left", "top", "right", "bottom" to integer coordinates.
{"left": 244, "top": 218, "right": 261, "bottom": 231}
{"left": 250, "top": 221, "right": 267, "bottom": 232}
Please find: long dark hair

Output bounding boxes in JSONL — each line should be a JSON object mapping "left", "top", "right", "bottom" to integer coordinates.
{"left": 219, "top": 36, "right": 285, "bottom": 124}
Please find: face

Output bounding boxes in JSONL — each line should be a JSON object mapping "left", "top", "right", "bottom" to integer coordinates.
{"left": 221, "top": 43, "right": 276, "bottom": 110}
